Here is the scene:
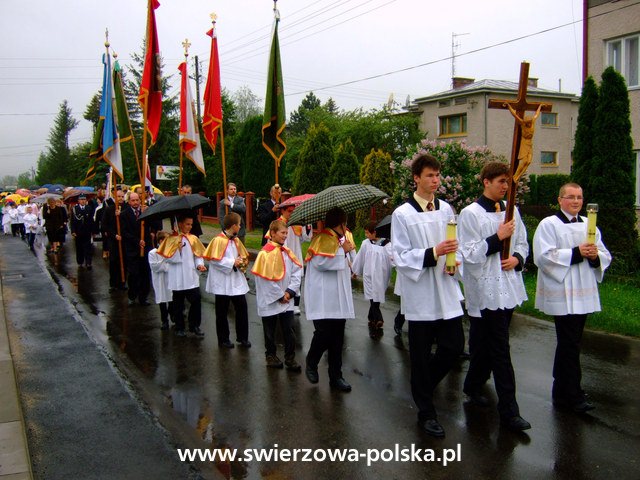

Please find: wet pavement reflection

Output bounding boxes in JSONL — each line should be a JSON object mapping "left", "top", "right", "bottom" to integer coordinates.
{"left": 39, "top": 238, "right": 640, "bottom": 479}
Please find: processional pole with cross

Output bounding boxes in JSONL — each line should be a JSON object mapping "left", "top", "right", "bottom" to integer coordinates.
{"left": 488, "top": 61, "right": 552, "bottom": 259}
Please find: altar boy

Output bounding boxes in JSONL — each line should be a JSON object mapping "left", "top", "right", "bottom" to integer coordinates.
{"left": 533, "top": 183, "right": 611, "bottom": 414}
{"left": 391, "top": 153, "right": 464, "bottom": 438}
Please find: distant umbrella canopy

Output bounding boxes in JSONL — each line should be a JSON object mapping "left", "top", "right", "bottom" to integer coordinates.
{"left": 138, "top": 194, "right": 211, "bottom": 222}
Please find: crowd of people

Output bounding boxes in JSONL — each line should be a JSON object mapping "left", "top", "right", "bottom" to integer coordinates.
{"left": 2, "top": 160, "right": 612, "bottom": 438}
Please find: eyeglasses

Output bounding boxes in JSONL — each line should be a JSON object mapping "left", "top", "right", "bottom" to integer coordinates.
{"left": 560, "top": 196, "right": 584, "bottom": 201}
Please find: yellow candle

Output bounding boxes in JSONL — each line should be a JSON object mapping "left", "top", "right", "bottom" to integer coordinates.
{"left": 586, "top": 203, "right": 598, "bottom": 244}
{"left": 446, "top": 216, "right": 457, "bottom": 274}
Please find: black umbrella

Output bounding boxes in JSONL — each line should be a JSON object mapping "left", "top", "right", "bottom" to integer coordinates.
{"left": 374, "top": 214, "right": 392, "bottom": 239}
{"left": 138, "top": 194, "right": 211, "bottom": 222}
{"left": 287, "top": 184, "right": 389, "bottom": 226}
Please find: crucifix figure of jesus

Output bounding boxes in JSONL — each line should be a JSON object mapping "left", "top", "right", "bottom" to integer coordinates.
{"left": 488, "top": 61, "right": 552, "bottom": 258}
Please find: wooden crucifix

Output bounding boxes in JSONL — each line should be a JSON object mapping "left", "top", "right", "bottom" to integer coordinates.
{"left": 488, "top": 61, "right": 552, "bottom": 259}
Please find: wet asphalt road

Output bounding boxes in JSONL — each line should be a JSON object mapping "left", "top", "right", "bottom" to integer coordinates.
{"left": 3, "top": 234, "right": 640, "bottom": 479}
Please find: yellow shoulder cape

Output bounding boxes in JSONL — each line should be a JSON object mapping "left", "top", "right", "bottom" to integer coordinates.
{"left": 157, "top": 232, "right": 206, "bottom": 258}
{"left": 264, "top": 216, "right": 303, "bottom": 239}
{"left": 305, "top": 229, "right": 340, "bottom": 263}
{"left": 203, "top": 232, "right": 249, "bottom": 261}
{"left": 251, "top": 241, "right": 302, "bottom": 281}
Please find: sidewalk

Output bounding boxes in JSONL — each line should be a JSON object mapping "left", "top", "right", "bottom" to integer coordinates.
{"left": 0, "top": 268, "right": 32, "bottom": 479}
{"left": 0, "top": 237, "right": 200, "bottom": 479}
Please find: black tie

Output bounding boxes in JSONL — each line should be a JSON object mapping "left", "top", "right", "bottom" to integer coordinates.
{"left": 570, "top": 217, "right": 577, "bottom": 223}
{"left": 135, "top": 209, "right": 140, "bottom": 219}
{"left": 426, "top": 202, "right": 434, "bottom": 212}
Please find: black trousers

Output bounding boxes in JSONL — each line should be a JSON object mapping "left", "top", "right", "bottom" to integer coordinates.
{"left": 159, "top": 301, "right": 172, "bottom": 324}
{"left": 409, "top": 317, "right": 464, "bottom": 421}
{"left": 306, "top": 319, "right": 346, "bottom": 381}
{"left": 464, "top": 309, "right": 520, "bottom": 419}
{"left": 172, "top": 287, "right": 201, "bottom": 332}
{"left": 126, "top": 255, "right": 151, "bottom": 303}
{"left": 262, "top": 310, "right": 296, "bottom": 359}
{"left": 26, "top": 232, "right": 36, "bottom": 250}
{"left": 552, "top": 314, "right": 588, "bottom": 403}
{"left": 368, "top": 300, "right": 384, "bottom": 324}
{"left": 214, "top": 294, "right": 248, "bottom": 343}
{"left": 75, "top": 234, "right": 93, "bottom": 266}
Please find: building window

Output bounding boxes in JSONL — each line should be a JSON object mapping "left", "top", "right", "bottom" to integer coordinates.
{"left": 541, "top": 112, "right": 558, "bottom": 127}
{"left": 541, "top": 151, "right": 557, "bottom": 166}
{"left": 454, "top": 97, "right": 468, "bottom": 105}
{"left": 606, "top": 34, "right": 639, "bottom": 87}
{"left": 438, "top": 99, "right": 451, "bottom": 108}
{"left": 439, "top": 114, "right": 467, "bottom": 136}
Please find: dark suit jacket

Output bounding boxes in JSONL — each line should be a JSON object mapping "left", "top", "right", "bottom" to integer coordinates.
{"left": 257, "top": 199, "right": 278, "bottom": 245}
{"left": 120, "top": 206, "right": 153, "bottom": 258}
{"left": 70, "top": 204, "right": 95, "bottom": 237}
{"left": 218, "top": 195, "right": 246, "bottom": 237}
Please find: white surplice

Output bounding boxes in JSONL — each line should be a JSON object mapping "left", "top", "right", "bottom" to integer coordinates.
{"left": 148, "top": 248, "right": 172, "bottom": 304}
{"left": 165, "top": 239, "right": 204, "bottom": 291}
{"left": 392, "top": 201, "right": 464, "bottom": 321}
{"left": 533, "top": 215, "right": 611, "bottom": 315}
{"left": 458, "top": 202, "right": 528, "bottom": 317}
{"left": 254, "top": 249, "right": 302, "bottom": 317}
{"left": 205, "top": 239, "right": 249, "bottom": 296}
{"left": 352, "top": 239, "right": 394, "bottom": 303}
{"left": 304, "top": 242, "right": 354, "bottom": 321}
{"left": 284, "top": 225, "right": 312, "bottom": 277}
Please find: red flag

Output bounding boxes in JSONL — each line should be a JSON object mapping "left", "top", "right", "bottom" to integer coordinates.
{"left": 202, "top": 26, "right": 223, "bottom": 152}
{"left": 138, "top": 0, "right": 162, "bottom": 145}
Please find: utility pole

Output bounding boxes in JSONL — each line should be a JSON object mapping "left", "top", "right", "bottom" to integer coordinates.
{"left": 451, "top": 32, "right": 469, "bottom": 86}
{"left": 193, "top": 55, "right": 201, "bottom": 120}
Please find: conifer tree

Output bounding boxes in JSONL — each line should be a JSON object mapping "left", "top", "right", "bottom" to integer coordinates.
{"left": 571, "top": 76, "right": 599, "bottom": 190}
{"left": 326, "top": 138, "right": 359, "bottom": 187}
{"left": 292, "top": 122, "right": 334, "bottom": 194}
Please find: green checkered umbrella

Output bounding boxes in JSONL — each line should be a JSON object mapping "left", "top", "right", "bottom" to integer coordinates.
{"left": 287, "top": 184, "right": 388, "bottom": 226}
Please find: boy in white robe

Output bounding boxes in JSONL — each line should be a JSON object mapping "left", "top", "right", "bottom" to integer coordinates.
{"left": 148, "top": 231, "right": 173, "bottom": 330}
{"left": 533, "top": 183, "right": 611, "bottom": 413}
{"left": 458, "top": 161, "right": 530, "bottom": 432}
{"left": 392, "top": 153, "right": 464, "bottom": 437}
{"left": 251, "top": 220, "right": 303, "bottom": 371}
{"left": 267, "top": 203, "right": 312, "bottom": 315}
{"left": 304, "top": 207, "right": 355, "bottom": 392}
{"left": 352, "top": 221, "right": 394, "bottom": 338}
{"left": 204, "top": 212, "right": 251, "bottom": 349}
{"left": 157, "top": 215, "right": 206, "bottom": 337}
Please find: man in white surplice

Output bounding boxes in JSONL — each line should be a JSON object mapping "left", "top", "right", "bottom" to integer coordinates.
{"left": 391, "top": 153, "right": 464, "bottom": 438}
{"left": 458, "top": 161, "right": 531, "bottom": 432}
{"left": 533, "top": 182, "right": 611, "bottom": 414}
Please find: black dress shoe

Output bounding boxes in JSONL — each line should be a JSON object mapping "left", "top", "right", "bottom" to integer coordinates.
{"left": 418, "top": 419, "right": 445, "bottom": 438}
{"left": 190, "top": 327, "right": 205, "bottom": 337}
{"left": 329, "top": 377, "right": 352, "bottom": 392}
{"left": 139, "top": 300, "right": 150, "bottom": 306}
{"left": 218, "top": 340, "right": 235, "bottom": 349}
{"left": 572, "top": 400, "right": 595, "bottom": 414}
{"left": 237, "top": 340, "right": 252, "bottom": 348}
{"left": 305, "top": 366, "right": 319, "bottom": 384}
{"left": 501, "top": 415, "right": 531, "bottom": 431}
{"left": 464, "top": 392, "right": 490, "bottom": 407}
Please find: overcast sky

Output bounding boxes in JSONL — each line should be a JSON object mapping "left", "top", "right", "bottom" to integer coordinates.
{"left": 0, "top": 0, "right": 585, "bottom": 180}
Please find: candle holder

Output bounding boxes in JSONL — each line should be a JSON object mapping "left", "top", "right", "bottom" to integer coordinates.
{"left": 586, "top": 203, "right": 598, "bottom": 244}
{"left": 445, "top": 214, "right": 458, "bottom": 274}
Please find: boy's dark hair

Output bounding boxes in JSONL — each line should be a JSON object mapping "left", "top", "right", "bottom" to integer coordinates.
{"left": 176, "top": 213, "right": 194, "bottom": 224}
{"left": 411, "top": 153, "right": 441, "bottom": 179}
{"left": 223, "top": 211, "right": 241, "bottom": 230}
{"left": 480, "top": 161, "right": 510, "bottom": 182}
{"left": 325, "top": 207, "right": 347, "bottom": 228}
{"left": 364, "top": 221, "right": 378, "bottom": 233}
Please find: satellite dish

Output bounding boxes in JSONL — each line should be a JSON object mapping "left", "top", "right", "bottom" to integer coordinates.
{"left": 387, "top": 93, "right": 395, "bottom": 109}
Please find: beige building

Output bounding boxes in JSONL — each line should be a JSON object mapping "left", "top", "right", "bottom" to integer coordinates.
{"left": 585, "top": 0, "right": 640, "bottom": 204}
{"left": 409, "top": 77, "right": 579, "bottom": 176}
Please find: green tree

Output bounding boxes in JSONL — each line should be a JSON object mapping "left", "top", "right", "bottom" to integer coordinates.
{"left": 327, "top": 139, "right": 359, "bottom": 187}
{"left": 36, "top": 100, "right": 79, "bottom": 184}
{"left": 288, "top": 92, "right": 321, "bottom": 136}
{"left": 234, "top": 115, "right": 278, "bottom": 195}
{"left": 83, "top": 93, "right": 101, "bottom": 132}
{"left": 572, "top": 76, "right": 599, "bottom": 186}
{"left": 233, "top": 85, "right": 261, "bottom": 123}
{"left": 357, "top": 148, "right": 395, "bottom": 227}
{"left": 17, "top": 172, "right": 33, "bottom": 188}
{"left": 324, "top": 97, "right": 339, "bottom": 115}
{"left": 293, "top": 122, "right": 334, "bottom": 194}
{"left": 588, "top": 67, "right": 638, "bottom": 270}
